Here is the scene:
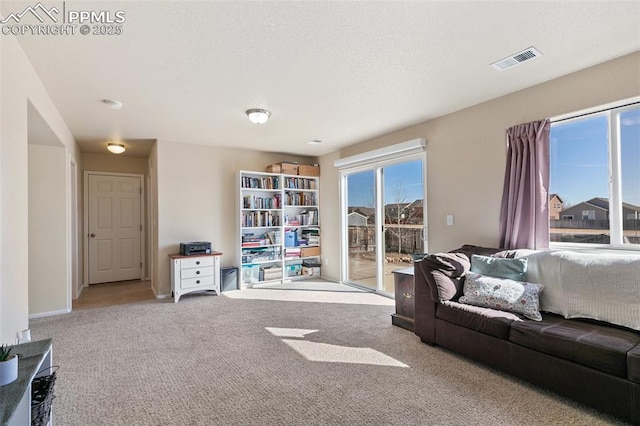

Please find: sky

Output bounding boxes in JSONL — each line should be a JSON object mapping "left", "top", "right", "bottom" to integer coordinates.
{"left": 347, "top": 159, "right": 423, "bottom": 207}
{"left": 550, "top": 107, "right": 640, "bottom": 207}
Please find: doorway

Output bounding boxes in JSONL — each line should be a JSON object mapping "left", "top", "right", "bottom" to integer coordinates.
{"left": 84, "top": 172, "right": 145, "bottom": 285}
{"left": 341, "top": 152, "right": 426, "bottom": 296}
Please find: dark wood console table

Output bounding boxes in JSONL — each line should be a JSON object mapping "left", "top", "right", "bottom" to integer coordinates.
{"left": 391, "top": 267, "right": 414, "bottom": 331}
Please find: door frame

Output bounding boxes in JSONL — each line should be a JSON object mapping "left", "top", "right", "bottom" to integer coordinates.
{"left": 69, "top": 156, "right": 80, "bottom": 301}
{"left": 83, "top": 171, "right": 146, "bottom": 286}
{"left": 338, "top": 145, "right": 427, "bottom": 295}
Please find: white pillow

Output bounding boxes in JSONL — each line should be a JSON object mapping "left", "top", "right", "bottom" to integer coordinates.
{"left": 459, "top": 272, "right": 544, "bottom": 321}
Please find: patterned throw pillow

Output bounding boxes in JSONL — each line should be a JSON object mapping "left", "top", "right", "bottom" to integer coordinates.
{"left": 470, "top": 254, "right": 527, "bottom": 281}
{"left": 459, "top": 272, "right": 544, "bottom": 321}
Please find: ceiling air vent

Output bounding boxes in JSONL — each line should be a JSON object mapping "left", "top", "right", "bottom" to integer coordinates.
{"left": 490, "top": 47, "right": 542, "bottom": 71}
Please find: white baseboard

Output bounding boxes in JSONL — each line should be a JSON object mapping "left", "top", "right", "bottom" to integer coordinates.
{"left": 152, "top": 285, "right": 171, "bottom": 299}
{"left": 29, "top": 308, "right": 71, "bottom": 319}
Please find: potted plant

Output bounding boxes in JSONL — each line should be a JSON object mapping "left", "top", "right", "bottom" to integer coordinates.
{"left": 0, "top": 344, "right": 18, "bottom": 386}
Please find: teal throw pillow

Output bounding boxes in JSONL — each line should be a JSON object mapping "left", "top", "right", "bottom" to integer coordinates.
{"left": 470, "top": 254, "right": 527, "bottom": 282}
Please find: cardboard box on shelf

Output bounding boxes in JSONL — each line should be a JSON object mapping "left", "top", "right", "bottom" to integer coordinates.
{"left": 300, "top": 246, "right": 320, "bottom": 257}
{"left": 266, "top": 162, "right": 299, "bottom": 175}
{"left": 281, "top": 162, "right": 298, "bottom": 175}
{"left": 298, "top": 164, "right": 320, "bottom": 177}
{"left": 302, "top": 266, "right": 321, "bottom": 276}
{"left": 265, "top": 163, "right": 281, "bottom": 173}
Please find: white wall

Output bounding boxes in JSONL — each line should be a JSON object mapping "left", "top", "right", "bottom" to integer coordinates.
{"left": 155, "top": 141, "right": 316, "bottom": 296}
{"left": 28, "top": 145, "right": 69, "bottom": 315}
{"left": 0, "top": 33, "right": 78, "bottom": 343}
{"left": 319, "top": 52, "right": 640, "bottom": 281}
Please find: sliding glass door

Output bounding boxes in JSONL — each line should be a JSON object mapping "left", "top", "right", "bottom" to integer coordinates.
{"left": 342, "top": 155, "right": 426, "bottom": 295}
{"left": 381, "top": 160, "right": 425, "bottom": 293}
{"left": 346, "top": 169, "right": 378, "bottom": 289}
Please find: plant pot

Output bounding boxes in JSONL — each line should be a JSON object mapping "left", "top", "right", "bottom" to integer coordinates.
{"left": 0, "top": 355, "right": 18, "bottom": 386}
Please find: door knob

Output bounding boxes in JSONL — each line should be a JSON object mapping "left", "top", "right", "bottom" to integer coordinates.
{"left": 90, "top": 233, "right": 96, "bottom": 238}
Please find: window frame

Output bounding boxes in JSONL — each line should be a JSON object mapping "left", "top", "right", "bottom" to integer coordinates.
{"left": 549, "top": 97, "right": 640, "bottom": 251}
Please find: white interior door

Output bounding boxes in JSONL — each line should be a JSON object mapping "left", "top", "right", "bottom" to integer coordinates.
{"left": 88, "top": 174, "right": 142, "bottom": 284}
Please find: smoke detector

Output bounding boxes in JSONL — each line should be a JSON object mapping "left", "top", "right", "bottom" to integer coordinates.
{"left": 491, "top": 47, "right": 542, "bottom": 71}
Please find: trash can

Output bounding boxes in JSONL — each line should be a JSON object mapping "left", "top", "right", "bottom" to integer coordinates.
{"left": 221, "top": 267, "right": 238, "bottom": 292}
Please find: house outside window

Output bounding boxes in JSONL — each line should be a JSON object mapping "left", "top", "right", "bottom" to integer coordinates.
{"left": 549, "top": 100, "right": 640, "bottom": 248}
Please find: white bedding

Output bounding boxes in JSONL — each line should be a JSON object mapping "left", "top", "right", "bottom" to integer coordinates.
{"left": 522, "top": 250, "right": 640, "bottom": 331}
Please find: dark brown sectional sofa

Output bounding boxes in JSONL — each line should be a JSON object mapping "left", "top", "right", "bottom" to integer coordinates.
{"left": 414, "top": 245, "right": 640, "bottom": 424}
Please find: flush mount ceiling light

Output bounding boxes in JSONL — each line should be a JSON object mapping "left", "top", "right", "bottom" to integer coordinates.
{"left": 107, "top": 143, "right": 125, "bottom": 154}
{"left": 246, "top": 108, "right": 271, "bottom": 124}
{"left": 102, "top": 99, "right": 123, "bottom": 110}
{"left": 308, "top": 139, "right": 323, "bottom": 145}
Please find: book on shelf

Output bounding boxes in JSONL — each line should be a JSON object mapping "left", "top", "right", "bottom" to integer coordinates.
{"left": 242, "top": 176, "right": 280, "bottom": 190}
{"left": 266, "top": 230, "right": 281, "bottom": 245}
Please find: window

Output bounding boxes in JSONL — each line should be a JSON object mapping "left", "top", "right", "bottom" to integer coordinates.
{"left": 550, "top": 101, "right": 640, "bottom": 247}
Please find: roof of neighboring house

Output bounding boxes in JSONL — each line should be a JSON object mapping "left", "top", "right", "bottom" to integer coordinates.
{"left": 562, "top": 197, "right": 640, "bottom": 213}
{"left": 348, "top": 207, "right": 375, "bottom": 217}
{"left": 347, "top": 211, "right": 367, "bottom": 219}
{"left": 549, "top": 193, "right": 563, "bottom": 203}
{"left": 623, "top": 202, "right": 640, "bottom": 213}
{"left": 406, "top": 199, "right": 424, "bottom": 209}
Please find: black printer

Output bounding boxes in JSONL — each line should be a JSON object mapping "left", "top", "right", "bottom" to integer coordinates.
{"left": 180, "top": 241, "right": 212, "bottom": 256}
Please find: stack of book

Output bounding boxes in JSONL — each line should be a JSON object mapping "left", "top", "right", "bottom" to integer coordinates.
{"left": 285, "top": 247, "right": 301, "bottom": 259}
{"left": 302, "top": 229, "right": 320, "bottom": 246}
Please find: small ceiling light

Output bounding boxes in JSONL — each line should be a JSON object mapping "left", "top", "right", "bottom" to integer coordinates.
{"left": 102, "top": 99, "right": 123, "bottom": 110}
{"left": 308, "top": 139, "right": 323, "bottom": 145}
{"left": 246, "top": 108, "right": 271, "bottom": 124}
{"left": 107, "top": 143, "right": 125, "bottom": 154}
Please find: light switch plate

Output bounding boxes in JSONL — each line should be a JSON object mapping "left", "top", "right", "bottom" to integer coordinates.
{"left": 446, "top": 215, "right": 454, "bottom": 226}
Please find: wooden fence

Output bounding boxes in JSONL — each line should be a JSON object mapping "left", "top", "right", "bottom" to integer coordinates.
{"left": 348, "top": 225, "right": 424, "bottom": 254}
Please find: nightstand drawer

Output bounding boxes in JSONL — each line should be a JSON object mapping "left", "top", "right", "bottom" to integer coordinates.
{"left": 181, "top": 275, "right": 214, "bottom": 290}
{"left": 181, "top": 257, "right": 214, "bottom": 269}
{"left": 181, "top": 266, "right": 214, "bottom": 279}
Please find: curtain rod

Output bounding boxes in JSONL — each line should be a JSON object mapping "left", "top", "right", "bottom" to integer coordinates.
{"left": 551, "top": 100, "right": 640, "bottom": 123}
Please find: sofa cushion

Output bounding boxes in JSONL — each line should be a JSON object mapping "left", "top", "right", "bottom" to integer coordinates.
{"left": 510, "top": 313, "right": 640, "bottom": 378}
{"left": 459, "top": 272, "right": 544, "bottom": 321}
{"left": 470, "top": 255, "right": 527, "bottom": 281}
{"left": 628, "top": 344, "right": 640, "bottom": 383}
{"left": 437, "top": 300, "right": 523, "bottom": 340}
{"left": 419, "top": 253, "right": 470, "bottom": 301}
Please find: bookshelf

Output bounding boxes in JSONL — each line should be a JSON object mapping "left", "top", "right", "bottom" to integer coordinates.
{"left": 238, "top": 170, "right": 320, "bottom": 288}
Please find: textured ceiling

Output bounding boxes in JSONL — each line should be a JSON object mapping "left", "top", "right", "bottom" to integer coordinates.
{"left": 4, "top": 1, "right": 640, "bottom": 157}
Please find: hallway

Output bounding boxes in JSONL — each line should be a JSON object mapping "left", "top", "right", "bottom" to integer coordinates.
{"left": 72, "top": 280, "right": 155, "bottom": 310}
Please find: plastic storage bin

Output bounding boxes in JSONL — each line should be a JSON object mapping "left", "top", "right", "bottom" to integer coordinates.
{"left": 220, "top": 267, "right": 238, "bottom": 292}
{"left": 242, "top": 265, "right": 260, "bottom": 284}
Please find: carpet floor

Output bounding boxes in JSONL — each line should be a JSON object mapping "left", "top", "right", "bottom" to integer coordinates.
{"left": 30, "top": 287, "right": 624, "bottom": 425}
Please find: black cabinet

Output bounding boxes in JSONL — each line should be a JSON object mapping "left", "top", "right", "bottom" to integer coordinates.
{"left": 391, "top": 267, "right": 414, "bottom": 331}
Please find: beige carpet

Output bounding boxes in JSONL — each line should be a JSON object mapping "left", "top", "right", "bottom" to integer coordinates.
{"left": 30, "top": 288, "right": 623, "bottom": 426}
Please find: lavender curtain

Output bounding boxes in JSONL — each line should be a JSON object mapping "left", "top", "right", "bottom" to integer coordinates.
{"left": 498, "top": 119, "right": 551, "bottom": 250}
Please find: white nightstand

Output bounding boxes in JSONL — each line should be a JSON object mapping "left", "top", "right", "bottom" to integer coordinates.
{"left": 169, "top": 252, "right": 223, "bottom": 303}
